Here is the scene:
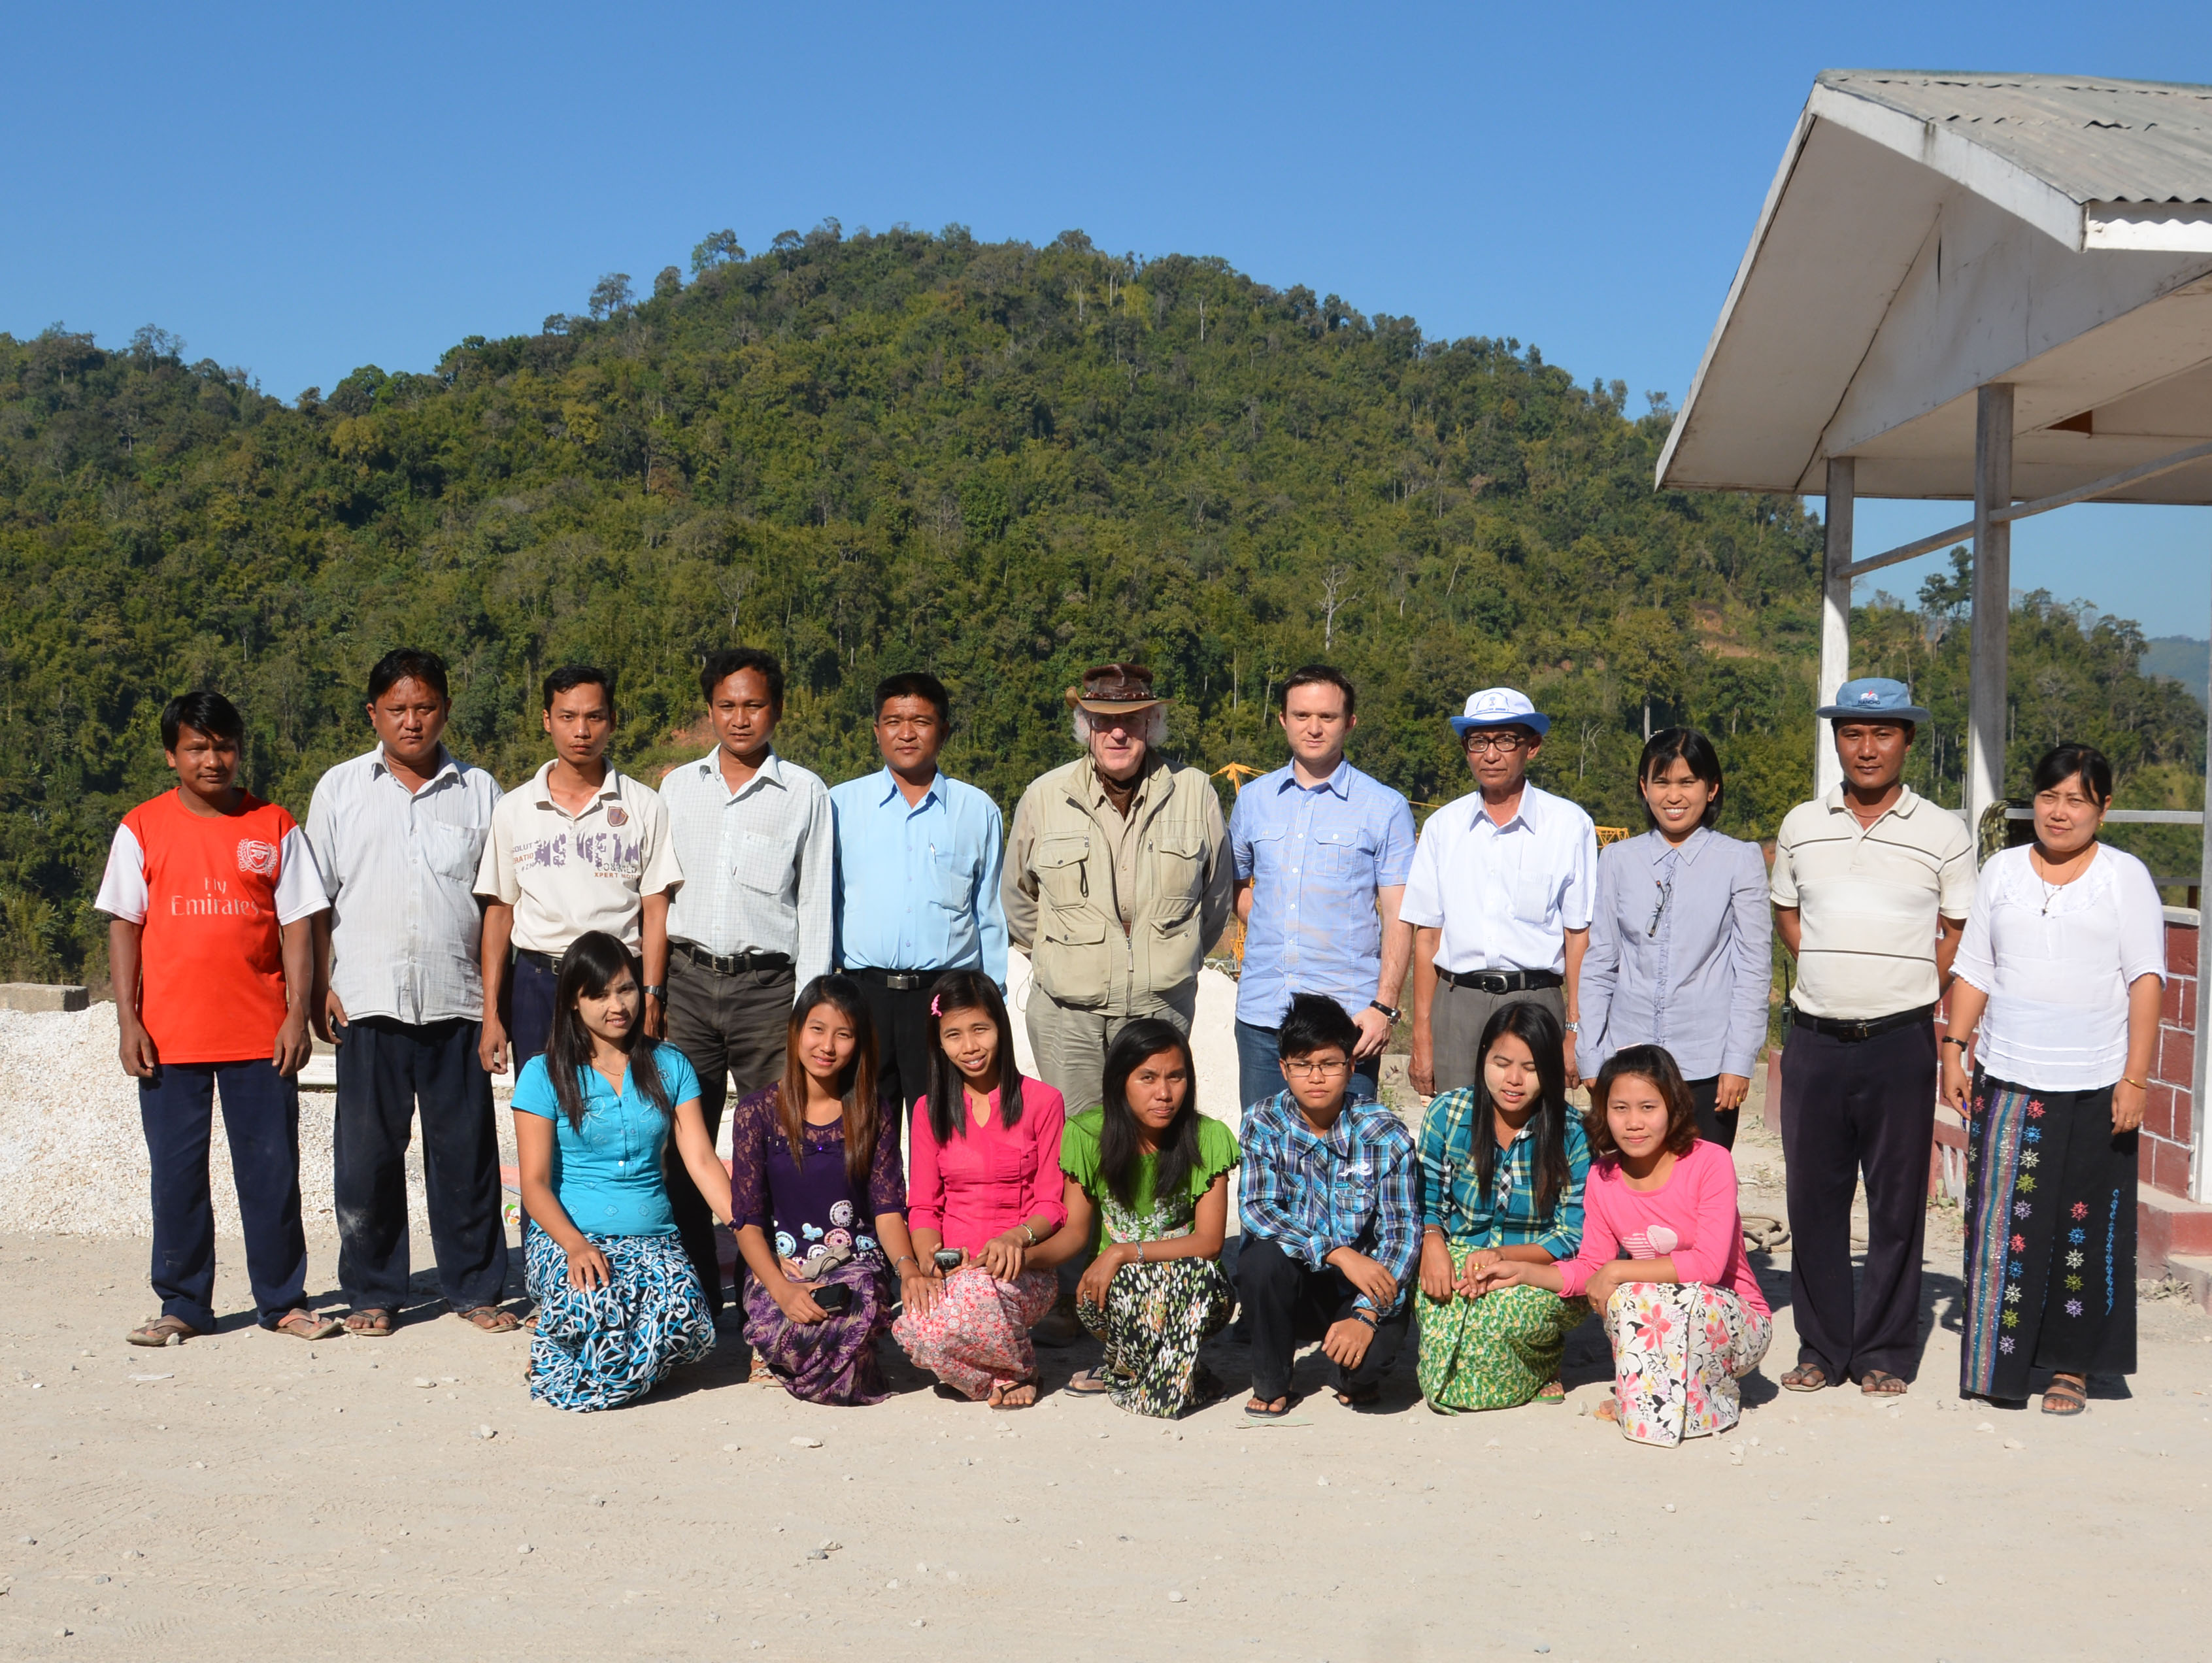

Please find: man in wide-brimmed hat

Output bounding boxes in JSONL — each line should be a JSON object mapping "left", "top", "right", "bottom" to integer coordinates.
{"left": 1769, "top": 677, "right": 1973, "bottom": 1399}
{"left": 1399, "top": 686, "right": 1598, "bottom": 1094}
{"left": 1002, "top": 663, "right": 1233, "bottom": 1116}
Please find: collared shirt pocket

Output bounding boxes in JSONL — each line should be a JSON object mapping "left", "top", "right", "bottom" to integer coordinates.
{"left": 738, "top": 829, "right": 793, "bottom": 894}
{"left": 1311, "top": 824, "right": 1371, "bottom": 881}
{"left": 1033, "top": 833, "right": 1092, "bottom": 909}
{"left": 1511, "top": 869, "right": 1555, "bottom": 927}
{"left": 419, "top": 821, "right": 484, "bottom": 882}
{"left": 928, "top": 848, "right": 974, "bottom": 912}
{"left": 1244, "top": 821, "right": 1287, "bottom": 881}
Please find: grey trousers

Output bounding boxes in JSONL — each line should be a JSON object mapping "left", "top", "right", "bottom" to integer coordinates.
{"left": 1024, "top": 982, "right": 1196, "bottom": 1116}
{"left": 1430, "top": 979, "right": 1564, "bottom": 1092}
{"left": 663, "top": 950, "right": 794, "bottom": 1317}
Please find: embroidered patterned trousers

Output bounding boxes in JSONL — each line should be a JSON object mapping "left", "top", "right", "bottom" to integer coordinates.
{"left": 892, "top": 1266, "right": 1058, "bottom": 1400}
{"left": 1603, "top": 1281, "right": 1770, "bottom": 1447}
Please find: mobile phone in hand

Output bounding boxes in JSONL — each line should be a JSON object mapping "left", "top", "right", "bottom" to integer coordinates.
{"left": 933, "top": 1247, "right": 964, "bottom": 1272}
{"left": 811, "top": 1282, "right": 853, "bottom": 1314}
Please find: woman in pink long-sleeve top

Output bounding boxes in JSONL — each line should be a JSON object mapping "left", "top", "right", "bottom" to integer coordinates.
{"left": 1481, "top": 1044, "right": 1771, "bottom": 1445}
{"left": 894, "top": 971, "right": 1068, "bottom": 1408}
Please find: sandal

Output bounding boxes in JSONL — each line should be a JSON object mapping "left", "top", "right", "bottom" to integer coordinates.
{"left": 458, "top": 1305, "right": 520, "bottom": 1334}
{"left": 1594, "top": 1396, "right": 1620, "bottom": 1424}
{"left": 126, "top": 1315, "right": 203, "bottom": 1348}
{"left": 1244, "top": 1392, "right": 1301, "bottom": 1419}
{"left": 1859, "top": 1369, "right": 1908, "bottom": 1397}
{"left": 1780, "top": 1362, "right": 1830, "bottom": 1392}
{"left": 1065, "top": 1368, "right": 1111, "bottom": 1396}
{"left": 1332, "top": 1384, "right": 1382, "bottom": 1409}
{"left": 343, "top": 1309, "right": 394, "bottom": 1337}
{"left": 2041, "top": 1374, "right": 2088, "bottom": 1417}
{"left": 274, "top": 1309, "right": 345, "bottom": 1341}
{"left": 1534, "top": 1379, "right": 1566, "bottom": 1405}
{"left": 988, "top": 1380, "right": 1039, "bottom": 1411}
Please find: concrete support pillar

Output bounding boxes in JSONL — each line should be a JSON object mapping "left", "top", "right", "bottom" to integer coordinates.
{"left": 1817, "top": 457, "right": 1854, "bottom": 799}
{"left": 1965, "top": 383, "right": 2014, "bottom": 843}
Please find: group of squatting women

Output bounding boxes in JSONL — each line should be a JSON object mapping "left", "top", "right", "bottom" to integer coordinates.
{"left": 513, "top": 926, "right": 1768, "bottom": 1446}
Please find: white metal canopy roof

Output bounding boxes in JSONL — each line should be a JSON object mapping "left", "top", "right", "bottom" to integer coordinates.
{"left": 1658, "top": 71, "right": 2212, "bottom": 503}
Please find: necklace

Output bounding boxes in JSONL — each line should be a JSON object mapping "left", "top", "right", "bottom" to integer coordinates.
{"left": 2032, "top": 845, "right": 2092, "bottom": 915}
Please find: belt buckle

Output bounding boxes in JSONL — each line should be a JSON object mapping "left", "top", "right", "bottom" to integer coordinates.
{"left": 1843, "top": 1018, "right": 1873, "bottom": 1042}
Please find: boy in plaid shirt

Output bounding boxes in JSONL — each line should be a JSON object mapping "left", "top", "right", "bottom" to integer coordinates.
{"left": 1236, "top": 994, "right": 1418, "bottom": 1415}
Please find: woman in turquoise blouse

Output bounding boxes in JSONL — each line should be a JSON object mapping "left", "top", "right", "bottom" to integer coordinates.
{"left": 513, "top": 932, "right": 735, "bottom": 1411}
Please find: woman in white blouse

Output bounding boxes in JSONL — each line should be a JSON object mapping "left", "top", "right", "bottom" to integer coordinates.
{"left": 1941, "top": 743, "right": 2164, "bottom": 1416}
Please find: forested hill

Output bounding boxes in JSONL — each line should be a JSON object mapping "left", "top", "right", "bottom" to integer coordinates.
{"left": 1, "top": 222, "right": 2202, "bottom": 980}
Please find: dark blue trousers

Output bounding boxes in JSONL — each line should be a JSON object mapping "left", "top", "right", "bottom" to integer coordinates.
{"left": 509, "top": 952, "right": 558, "bottom": 1068}
{"left": 139, "top": 1059, "right": 308, "bottom": 1332}
{"left": 333, "top": 1016, "right": 509, "bottom": 1313}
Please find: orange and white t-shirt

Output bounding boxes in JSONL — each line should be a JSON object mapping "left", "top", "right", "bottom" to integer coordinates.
{"left": 94, "top": 790, "right": 328, "bottom": 1063}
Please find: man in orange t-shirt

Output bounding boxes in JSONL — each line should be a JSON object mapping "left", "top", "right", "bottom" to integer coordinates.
{"left": 95, "top": 691, "right": 337, "bottom": 1347}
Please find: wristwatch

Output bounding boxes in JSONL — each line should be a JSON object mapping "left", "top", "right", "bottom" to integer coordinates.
{"left": 643, "top": 984, "right": 667, "bottom": 1002}
{"left": 1563, "top": 1019, "right": 1582, "bottom": 1035}
{"left": 1368, "top": 1000, "right": 1402, "bottom": 1022}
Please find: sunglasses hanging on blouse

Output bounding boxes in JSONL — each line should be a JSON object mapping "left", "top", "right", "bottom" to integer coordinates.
{"left": 1646, "top": 879, "right": 1674, "bottom": 938}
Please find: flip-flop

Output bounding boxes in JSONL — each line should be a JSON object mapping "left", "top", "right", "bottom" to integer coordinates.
{"left": 274, "top": 1310, "right": 345, "bottom": 1341}
{"left": 1245, "top": 1392, "right": 1301, "bottom": 1419}
{"left": 343, "top": 1309, "right": 394, "bottom": 1337}
{"left": 126, "top": 1315, "right": 203, "bottom": 1347}
{"left": 458, "top": 1305, "right": 521, "bottom": 1334}
{"left": 1780, "top": 1362, "right": 1830, "bottom": 1392}
{"left": 1859, "top": 1369, "right": 1908, "bottom": 1397}
{"left": 1533, "top": 1379, "right": 1566, "bottom": 1405}
{"left": 1332, "top": 1385, "right": 1382, "bottom": 1409}
{"left": 1065, "top": 1368, "right": 1111, "bottom": 1396}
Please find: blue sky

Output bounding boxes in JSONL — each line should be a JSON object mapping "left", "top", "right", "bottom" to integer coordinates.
{"left": 5, "top": 2, "right": 2206, "bottom": 632}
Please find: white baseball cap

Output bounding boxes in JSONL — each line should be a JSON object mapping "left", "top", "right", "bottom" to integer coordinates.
{"left": 1449, "top": 686, "right": 1550, "bottom": 738}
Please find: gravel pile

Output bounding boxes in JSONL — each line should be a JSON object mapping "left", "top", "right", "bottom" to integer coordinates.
{"left": 0, "top": 1003, "right": 383, "bottom": 1239}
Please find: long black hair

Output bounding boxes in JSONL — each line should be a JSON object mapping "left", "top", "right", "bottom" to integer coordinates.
{"left": 777, "top": 974, "right": 882, "bottom": 1184}
{"left": 545, "top": 930, "right": 673, "bottom": 1133}
{"left": 923, "top": 968, "right": 1027, "bottom": 1143}
{"left": 1096, "top": 1018, "right": 1201, "bottom": 1209}
{"left": 1469, "top": 1001, "right": 1573, "bottom": 1221}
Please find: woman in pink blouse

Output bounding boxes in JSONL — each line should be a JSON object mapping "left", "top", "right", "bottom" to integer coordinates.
{"left": 1482, "top": 1044, "right": 1770, "bottom": 1445}
{"left": 894, "top": 970, "right": 1068, "bottom": 1408}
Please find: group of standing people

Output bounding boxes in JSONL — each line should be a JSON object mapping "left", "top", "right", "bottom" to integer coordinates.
{"left": 97, "top": 637, "right": 2159, "bottom": 1437}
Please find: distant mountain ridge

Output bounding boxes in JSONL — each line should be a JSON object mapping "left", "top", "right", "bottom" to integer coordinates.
{"left": 2143, "top": 636, "right": 2209, "bottom": 710}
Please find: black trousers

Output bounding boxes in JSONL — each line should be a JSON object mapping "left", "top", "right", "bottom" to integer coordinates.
{"left": 1779, "top": 1017, "right": 1938, "bottom": 1382}
{"left": 332, "top": 1015, "right": 509, "bottom": 1314}
{"left": 139, "top": 1059, "right": 307, "bottom": 1332}
{"left": 509, "top": 952, "right": 558, "bottom": 1069}
{"left": 1685, "top": 1075, "right": 1739, "bottom": 1151}
{"left": 849, "top": 970, "right": 954, "bottom": 1128}
{"left": 1235, "top": 1235, "right": 1411, "bottom": 1401}
{"left": 663, "top": 950, "right": 794, "bottom": 1319}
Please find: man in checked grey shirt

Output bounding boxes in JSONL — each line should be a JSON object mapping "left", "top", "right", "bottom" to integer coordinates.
{"left": 306, "top": 648, "right": 514, "bottom": 1337}
{"left": 658, "top": 646, "right": 833, "bottom": 1317}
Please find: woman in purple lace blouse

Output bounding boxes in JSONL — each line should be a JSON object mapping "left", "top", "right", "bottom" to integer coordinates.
{"left": 728, "top": 975, "right": 930, "bottom": 1404}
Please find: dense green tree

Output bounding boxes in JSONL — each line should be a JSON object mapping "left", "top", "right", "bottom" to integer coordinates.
{"left": 0, "top": 227, "right": 2198, "bottom": 982}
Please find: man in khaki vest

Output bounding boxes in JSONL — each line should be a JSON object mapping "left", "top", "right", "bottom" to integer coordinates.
{"left": 1003, "top": 664, "right": 1233, "bottom": 1116}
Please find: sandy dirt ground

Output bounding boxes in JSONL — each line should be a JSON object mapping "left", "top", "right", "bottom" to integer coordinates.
{"left": 7, "top": 1081, "right": 2212, "bottom": 1663}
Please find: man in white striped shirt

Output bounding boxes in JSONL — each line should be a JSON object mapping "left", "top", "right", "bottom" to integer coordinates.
{"left": 658, "top": 647, "right": 833, "bottom": 1317}
{"left": 305, "top": 649, "right": 514, "bottom": 1338}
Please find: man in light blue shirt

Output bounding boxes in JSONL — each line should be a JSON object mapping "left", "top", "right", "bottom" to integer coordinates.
{"left": 831, "top": 671, "right": 1007, "bottom": 1116}
{"left": 1230, "top": 665, "right": 1416, "bottom": 1110}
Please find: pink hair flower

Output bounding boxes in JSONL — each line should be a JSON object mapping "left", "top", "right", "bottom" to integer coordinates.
{"left": 930, "top": 994, "right": 941, "bottom": 1016}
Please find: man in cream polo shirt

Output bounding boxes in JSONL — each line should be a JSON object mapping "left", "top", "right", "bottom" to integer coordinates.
{"left": 1770, "top": 677, "right": 1975, "bottom": 1399}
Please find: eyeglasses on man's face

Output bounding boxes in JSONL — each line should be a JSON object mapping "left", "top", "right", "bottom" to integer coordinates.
{"left": 1464, "top": 732, "right": 1527, "bottom": 756}
{"left": 1282, "top": 1056, "right": 1350, "bottom": 1078}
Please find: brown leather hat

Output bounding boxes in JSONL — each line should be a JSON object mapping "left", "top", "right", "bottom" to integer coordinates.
{"left": 1064, "top": 662, "right": 1167, "bottom": 714}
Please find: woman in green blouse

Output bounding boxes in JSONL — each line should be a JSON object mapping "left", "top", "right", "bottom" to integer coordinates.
{"left": 1415, "top": 1001, "right": 1591, "bottom": 1411}
{"left": 1034, "top": 1018, "right": 1239, "bottom": 1417}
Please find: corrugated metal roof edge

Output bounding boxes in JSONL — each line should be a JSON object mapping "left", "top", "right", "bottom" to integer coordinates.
{"left": 1818, "top": 68, "right": 2212, "bottom": 100}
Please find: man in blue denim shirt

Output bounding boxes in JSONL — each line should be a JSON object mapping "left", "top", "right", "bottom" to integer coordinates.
{"left": 1229, "top": 666, "right": 1416, "bottom": 1109}
{"left": 1237, "top": 995, "right": 1419, "bottom": 1416}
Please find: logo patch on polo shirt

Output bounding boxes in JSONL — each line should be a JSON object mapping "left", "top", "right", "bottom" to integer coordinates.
{"left": 235, "top": 838, "right": 280, "bottom": 877}
{"left": 606, "top": 806, "right": 629, "bottom": 827}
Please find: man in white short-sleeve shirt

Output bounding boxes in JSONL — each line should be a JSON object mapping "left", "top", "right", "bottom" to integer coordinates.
{"left": 1398, "top": 687, "right": 1596, "bottom": 1095}
{"left": 1769, "top": 677, "right": 1975, "bottom": 1398}
{"left": 474, "top": 665, "right": 682, "bottom": 1075}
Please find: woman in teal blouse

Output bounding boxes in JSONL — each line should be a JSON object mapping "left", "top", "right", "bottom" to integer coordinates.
{"left": 1413, "top": 1001, "right": 1591, "bottom": 1412}
{"left": 513, "top": 932, "right": 736, "bottom": 1411}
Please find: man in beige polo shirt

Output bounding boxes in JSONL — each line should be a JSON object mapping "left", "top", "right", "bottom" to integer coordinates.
{"left": 1770, "top": 678, "right": 1975, "bottom": 1398}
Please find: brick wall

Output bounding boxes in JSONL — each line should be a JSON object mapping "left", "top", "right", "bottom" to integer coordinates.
{"left": 2144, "top": 916, "right": 2198, "bottom": 1198}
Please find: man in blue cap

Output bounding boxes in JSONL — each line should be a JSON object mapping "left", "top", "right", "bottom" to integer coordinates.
{"left": 1770, "top": 677, "right": 1976, "bottom": 1397}
{"left": 1399, "top": 686, "right": 1597, "bottom": 1094}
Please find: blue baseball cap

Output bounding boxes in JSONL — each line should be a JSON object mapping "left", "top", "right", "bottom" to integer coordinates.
{"left": 1817, "top": 677, "right": 1931, "bottom": 725}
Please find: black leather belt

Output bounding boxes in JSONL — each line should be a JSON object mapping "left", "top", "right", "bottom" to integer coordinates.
{"left": 1438, "top": 967, "right": 1564, "bottom": 994}
{"left": 514, "top": 947, "right": 563, "bottom": 975}
{"left": 1792, "top": 1004, "right": 1936, "bottom": 1043}
{"left": 850, "top": 966, "right": 954, "bottom": 993}
{"left": 676, "top": 940, "right": 793, "bottom": 976}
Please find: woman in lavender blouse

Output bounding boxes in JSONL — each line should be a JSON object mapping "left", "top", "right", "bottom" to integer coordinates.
{"left": 1578, "top": 729, "right": 1772, "bottom": 1147}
